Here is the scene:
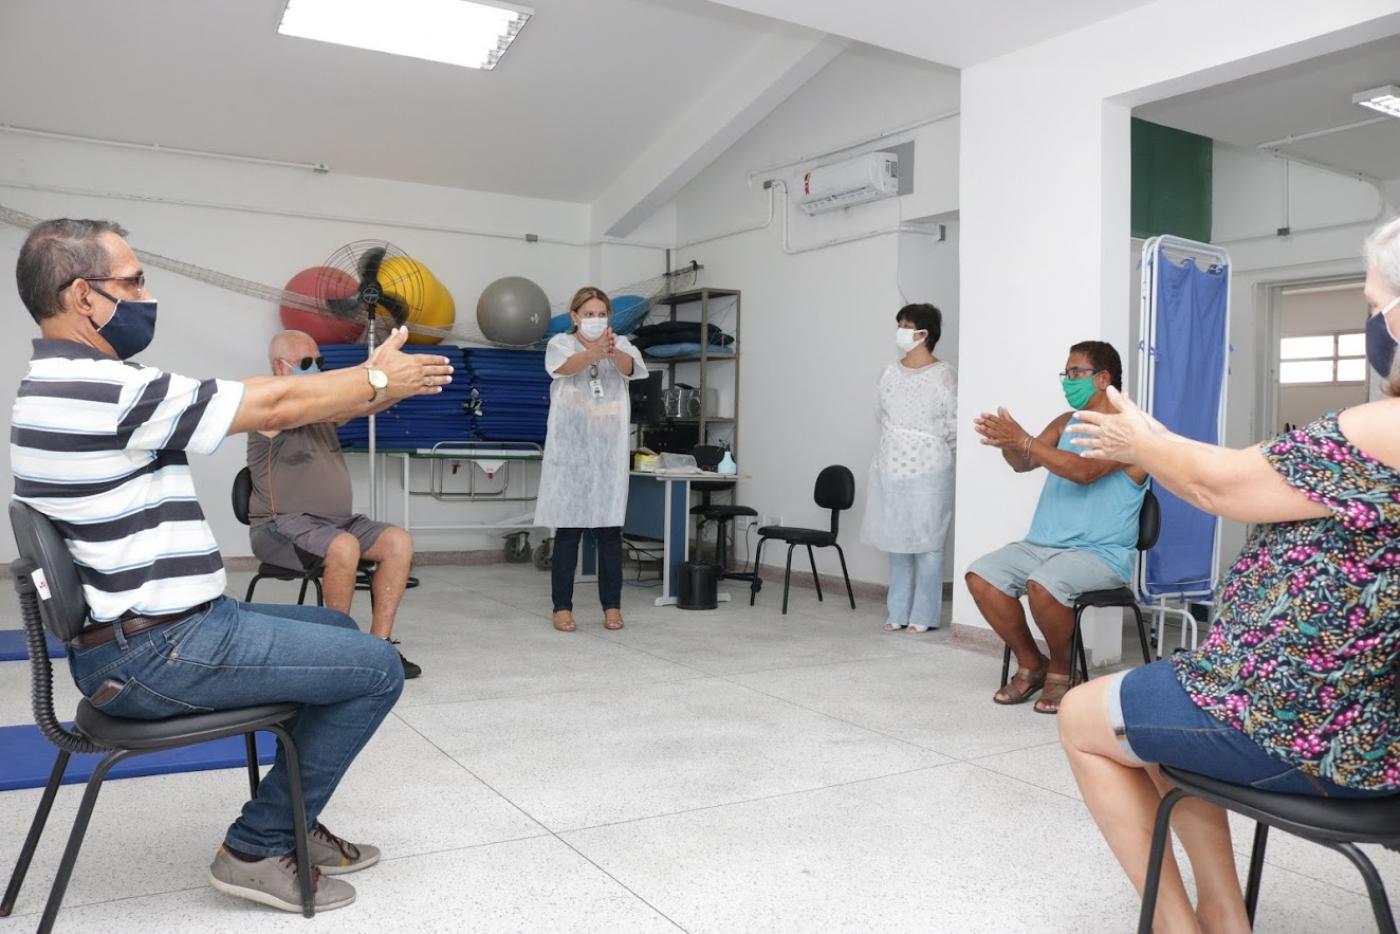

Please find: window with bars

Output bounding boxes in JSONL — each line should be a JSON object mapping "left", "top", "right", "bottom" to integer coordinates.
{"left": 1279, "top": 332, "right": 1366, "bottom": 384}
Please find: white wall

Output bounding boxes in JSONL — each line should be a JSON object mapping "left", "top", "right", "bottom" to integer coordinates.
{"left": 955, "top": 0, "right": 1400, "bottom": 639}
{"left": 0, "top": 132, "right": 643, "bottom": 561}
{"left": 663, "top": 44, "right": 962, "bottom": 586}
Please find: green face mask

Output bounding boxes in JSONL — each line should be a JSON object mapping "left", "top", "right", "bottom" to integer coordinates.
{"left": 1061, "top": 377, "right": 1098, "bottom": 410}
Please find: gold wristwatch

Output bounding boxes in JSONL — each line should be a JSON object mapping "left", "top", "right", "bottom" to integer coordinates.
{"left": 364, "top": 365, "right": 389, "bottom": 404}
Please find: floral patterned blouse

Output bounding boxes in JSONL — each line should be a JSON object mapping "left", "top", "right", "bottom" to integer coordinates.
{"left": 1173, "top": 413, "right": 1400, "bottom": 790}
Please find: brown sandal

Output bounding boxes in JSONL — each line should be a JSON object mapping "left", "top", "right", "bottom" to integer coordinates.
{"left": 993, "top": 666, "right": 1047, "bottom": 705}
{"left": 553, "top": 611, "right": 576, "bottom": 632}
{"left": 1033, "top": 673, "right": 1072, "bottom": 714}
{"left": 603, "top": 611, "right": 624, "bottom": 631}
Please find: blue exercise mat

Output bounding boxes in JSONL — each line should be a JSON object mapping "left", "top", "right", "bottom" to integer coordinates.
{"left": 0, "top": 629, "right": 65, "bottom": 661}
{"left": 0, "top": 723, "right": 277, "bottom": 791}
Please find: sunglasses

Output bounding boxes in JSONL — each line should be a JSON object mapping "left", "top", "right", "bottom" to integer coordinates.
{"left": 283, "top": 356, "right": 325, "bottom": 370}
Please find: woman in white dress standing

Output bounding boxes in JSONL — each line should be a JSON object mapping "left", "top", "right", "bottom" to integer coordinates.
{"left": 861, "top": 303, "right": 957, "bottom": 633}
{"left": 534, "top": 287, "right": 648, "bottom": 633}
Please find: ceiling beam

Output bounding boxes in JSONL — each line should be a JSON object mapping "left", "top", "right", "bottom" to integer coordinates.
{"left": 592, "top": 30, "right": 847, "bottom": 238}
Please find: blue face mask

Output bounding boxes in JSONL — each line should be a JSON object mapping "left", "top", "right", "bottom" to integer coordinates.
{"left": 90, "top": 284, "right": 157, "bottom": 360}
{"left": 1366, "top": 296, "right": 1400, "bottom": 380}
{"left": 291, "top": 362, "right": 320, "bottom": 375}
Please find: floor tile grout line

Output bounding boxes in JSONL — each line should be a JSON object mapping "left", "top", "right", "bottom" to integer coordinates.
{"left": 394, "top": 669, "right": 719, "bottom": 712}
{"left": 389, "top": 710, "right": 692, "bottom": 933}
{"left": 552, "top": 761, "right": 962, "bottom": 837}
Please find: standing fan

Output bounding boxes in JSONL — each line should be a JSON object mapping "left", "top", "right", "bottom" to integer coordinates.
{"left": 311, "top": 240, "right": 428, "bottom": 519}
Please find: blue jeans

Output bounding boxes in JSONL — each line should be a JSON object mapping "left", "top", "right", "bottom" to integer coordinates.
{"left": 886, "top": 550, "right": 944, "bottom": 629}
{"left": 67, "top": 597, "right": 405, "bottom": 856}
{"left": 552, "top": 527, "right": 623, "bottom": 612}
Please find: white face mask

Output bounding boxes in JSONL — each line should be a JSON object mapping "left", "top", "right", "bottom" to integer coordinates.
{"left": 578, "top": 317, "right": 608, "bottom": 341}
{"left": 895, "top": 327, "right": 925, "bottom": 354}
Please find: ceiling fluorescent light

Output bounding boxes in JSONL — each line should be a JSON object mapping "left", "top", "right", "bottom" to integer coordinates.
{"left": 1352, "top": 85, "right": 1400, "bottom": 119}
{"left": 278, "top": 0, "right": 532, "bottom": 70}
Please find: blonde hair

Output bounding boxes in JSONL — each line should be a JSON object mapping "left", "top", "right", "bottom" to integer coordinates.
{"left": 1365, "top": 217, "right": 1400, "bottom": 293}
{"left": 569, "top": 286, "right": 611, "bottom": 314}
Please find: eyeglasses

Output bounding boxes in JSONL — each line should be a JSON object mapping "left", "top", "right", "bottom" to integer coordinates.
{"left": 1058, "top": 367, "right": 1102, "bottom": 380}
{"left": 282, "top": 356, "right": 325, "bottom": 371}
{"left": 60, "top": 273, "right": 146, "bottom": 296}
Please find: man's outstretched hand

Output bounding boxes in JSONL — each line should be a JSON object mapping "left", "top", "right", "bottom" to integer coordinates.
{"left": 369, "top": 327, "right": 454, "bottom": 400}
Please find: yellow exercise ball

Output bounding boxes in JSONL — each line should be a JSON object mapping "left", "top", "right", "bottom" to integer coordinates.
{"left": 375, "top": 256, "right": 455, "bottom": 345}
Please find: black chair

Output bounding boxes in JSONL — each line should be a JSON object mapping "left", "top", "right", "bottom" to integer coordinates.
{"left": 999, "top": 488, "right": 1160, "bottom": 689}
{"left": 689, "top": 445, "right": 760, "bottom": 589}
{"left": 232, "top": 466, "right": 377, "bottom": 606}
{"left": 2, "top": 502, "right": 314, "bottom": 932}
{"left": 750, "top": 465, "right": 856, "bottom": 615}
{"left": 1139, "top": 765, "right": 1400, "bottom": 933}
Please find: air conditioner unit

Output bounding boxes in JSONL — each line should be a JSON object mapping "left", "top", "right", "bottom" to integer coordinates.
{"left": 797, "top": 152, "right": 899, "bottom": 215}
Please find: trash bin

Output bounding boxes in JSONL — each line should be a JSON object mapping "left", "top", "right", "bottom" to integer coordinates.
{"left": 677, "top": 561, "right": 721, "bottom": 611}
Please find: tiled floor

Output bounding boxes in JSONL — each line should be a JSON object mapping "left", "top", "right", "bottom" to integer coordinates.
{"left": 1, "top": 563, "right": 1395, "bottom": 933}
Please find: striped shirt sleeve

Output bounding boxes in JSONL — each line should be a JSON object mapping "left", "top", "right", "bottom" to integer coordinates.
{"left": 117, "top": 368, "right": 245, "bottom": 455}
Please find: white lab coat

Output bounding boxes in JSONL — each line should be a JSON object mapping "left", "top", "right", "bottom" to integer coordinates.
{"left": 533, "top": 332, "right": 648, "bottom": 529}
{"left": 860, "top": 360, "right": 957, "bottom": 554}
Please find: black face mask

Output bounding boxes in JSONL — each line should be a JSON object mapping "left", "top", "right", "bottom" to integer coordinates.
{"left": 90, "top": 283, "right": 158, "bottom": 360}
{"left": 1366, "top": 296, "right": 1400, "bottom": 380}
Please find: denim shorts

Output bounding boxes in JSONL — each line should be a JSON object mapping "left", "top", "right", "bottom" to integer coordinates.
{"left": 1107, "top": 660, "right": 1387, "bottom": 799}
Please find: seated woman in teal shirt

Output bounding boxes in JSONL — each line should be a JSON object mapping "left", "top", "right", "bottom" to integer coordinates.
{"left": 968, "top": 341, "right": 1149, "bottom": 714}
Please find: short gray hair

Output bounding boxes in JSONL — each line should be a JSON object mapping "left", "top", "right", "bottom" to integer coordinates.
{"left": 16, "top": 218, "right": 128, "bottom": 323}
{"left": 1364, "top": 216, "right": 1400, "bottom": 293}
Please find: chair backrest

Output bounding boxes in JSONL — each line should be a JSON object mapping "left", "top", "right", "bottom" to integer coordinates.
{"left": 9, "top": 501, "right": 89, "bottom": 643}
{"left": 814, "top": 465, "right": 855, "bottom": 535}
{"left": 232, "top": 466, "right": 253, "bottom": 526}
{"left": 1138, "top": 488, "right": 1161, "bottom": 553}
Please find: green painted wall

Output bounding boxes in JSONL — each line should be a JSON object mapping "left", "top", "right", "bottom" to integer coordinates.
{"left": 1131, "top": 118, "right": 1212, "bottom": 242}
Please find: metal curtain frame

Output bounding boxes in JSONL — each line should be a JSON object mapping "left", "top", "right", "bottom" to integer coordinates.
{"left": 1136, "top": 234, "right": 1232, "bottom": 656}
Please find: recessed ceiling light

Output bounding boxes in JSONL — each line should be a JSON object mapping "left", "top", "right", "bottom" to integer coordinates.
{"left": 1352, "top": 85, "right": 1400, "bottom": 119}
{"left": 278, "top": 0, "right": 532, "bottom": 71}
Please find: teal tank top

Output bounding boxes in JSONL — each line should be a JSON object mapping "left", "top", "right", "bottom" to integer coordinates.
{"left": 1025, "top": 422, "right": 1147, "bottom": 582}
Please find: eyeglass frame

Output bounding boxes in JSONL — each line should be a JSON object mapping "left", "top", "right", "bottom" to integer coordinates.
{"left": 59, "top": 273, "right": 147, "bottom": 297}
{"left": 1058, "top": 366, "right": 1103, "bottom": 380}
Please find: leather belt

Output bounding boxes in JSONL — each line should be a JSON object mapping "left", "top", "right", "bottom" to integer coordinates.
{"left": 71, "top": 601, "right": 212, "bottom": 649}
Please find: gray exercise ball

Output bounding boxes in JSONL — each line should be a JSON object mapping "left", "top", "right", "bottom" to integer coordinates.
{"left": 476, "top": 276, "right": 550, "bottom": 345}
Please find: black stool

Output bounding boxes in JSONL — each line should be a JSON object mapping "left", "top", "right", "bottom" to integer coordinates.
{"left": 690, "top": 480, "right": 759, "bottom": 587}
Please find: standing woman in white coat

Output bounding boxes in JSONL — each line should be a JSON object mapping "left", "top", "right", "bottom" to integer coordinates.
{"left": 534, "top": 287, "right": 648, "bottom": 632}
{"left": 861, "top": 303, "right": 958, "bottom": 633}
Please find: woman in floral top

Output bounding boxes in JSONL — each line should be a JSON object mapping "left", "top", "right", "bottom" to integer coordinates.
{"left": 1057, "top": 216, "right": 1400, "bottom": 934}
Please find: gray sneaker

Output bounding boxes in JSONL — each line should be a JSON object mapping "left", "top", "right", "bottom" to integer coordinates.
{"left": 208, "top": 845, "right": 355, "bottom": 912}
{"left": 309, "top": 823, "right": 381, "bottom": 875}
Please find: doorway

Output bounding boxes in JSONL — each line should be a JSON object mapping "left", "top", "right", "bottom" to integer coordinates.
{"left": 1259, "top": 277, "right": 1370, "bottom": 435}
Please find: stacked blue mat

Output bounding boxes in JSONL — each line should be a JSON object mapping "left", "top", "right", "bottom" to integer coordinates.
{"left": 461, "top": 349, "right": 552, "bottom": 443}
{"left": 323, "top": 344, "right": 478, "bottom": 449}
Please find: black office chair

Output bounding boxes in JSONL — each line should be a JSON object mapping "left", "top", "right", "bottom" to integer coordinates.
{"left": 232, "top": 466, "right": 376, "bottom": 606}
{"left": 1139, "top": 764, "right": 1400, "bottom": 933}
{"left": 750, "top": 465, "right": 856, "bottom": 615}
{"left": 999, "top": 488, "right": 1160, "bottom": 689}
{"left": 689, "top": 445, "right": 760, "bottom": 589}
{"left": 2, "top": 502, "right": 314, "bottom": 932}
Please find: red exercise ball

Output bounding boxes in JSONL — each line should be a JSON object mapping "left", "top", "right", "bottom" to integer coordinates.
{"left": 279, "top": 266, "right": 366, "bottom": 344}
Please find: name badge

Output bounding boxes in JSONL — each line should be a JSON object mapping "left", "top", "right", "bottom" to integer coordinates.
{"left": 589, "top": 378, "right": 604, "bottom": 399}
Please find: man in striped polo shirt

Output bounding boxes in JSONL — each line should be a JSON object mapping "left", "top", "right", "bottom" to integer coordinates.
{"left": 11, "top": 218, "right": 454, "bottom": 914}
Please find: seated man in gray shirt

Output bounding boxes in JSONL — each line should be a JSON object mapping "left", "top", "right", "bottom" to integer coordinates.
{"left": 248, "top": 330, "right": 421, "bottom": 678}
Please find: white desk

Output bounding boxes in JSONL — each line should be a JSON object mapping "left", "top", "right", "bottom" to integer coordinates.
{"left": 580, "top": 470, "right": 739, "bottom": 607}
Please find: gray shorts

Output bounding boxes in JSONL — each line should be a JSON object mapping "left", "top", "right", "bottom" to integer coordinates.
{"left": 250, "top": 513, "right": 390, "bottom": 570}
{"left": 967, "top": 540, "right": 1125, "bottom": 607}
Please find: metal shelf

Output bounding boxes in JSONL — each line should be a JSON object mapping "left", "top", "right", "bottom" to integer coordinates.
{"left": 642, "top": 353, "right": 737, "bottom": 364}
